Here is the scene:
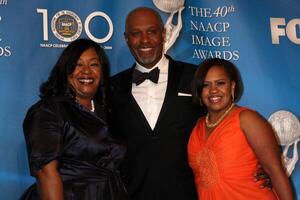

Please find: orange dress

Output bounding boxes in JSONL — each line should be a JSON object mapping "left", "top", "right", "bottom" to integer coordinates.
{"left": 188, "top": 107, "right": 278, "bottom": 200}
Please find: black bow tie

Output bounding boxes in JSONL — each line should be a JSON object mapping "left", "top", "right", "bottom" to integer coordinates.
{"left": 132, "top": 67, "right": 160, "bottom": 85}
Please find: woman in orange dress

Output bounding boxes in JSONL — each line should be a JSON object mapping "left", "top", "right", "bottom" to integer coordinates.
{"left": 188, "top": 58, "right": 294, "bottom": 200}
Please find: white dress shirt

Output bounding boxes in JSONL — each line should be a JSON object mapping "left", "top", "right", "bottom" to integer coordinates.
{"left": 132, "top": 55, "right": 169, "bottom": 130}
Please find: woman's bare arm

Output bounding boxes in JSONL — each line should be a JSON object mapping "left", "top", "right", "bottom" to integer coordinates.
{"left": 36, "top": 160, "right": 64, "bottom": 200}
{"left": 240, "top": 109, "right": 294, "bottom": 200}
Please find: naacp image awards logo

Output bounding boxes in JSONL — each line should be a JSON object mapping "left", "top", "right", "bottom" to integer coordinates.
{"left": 51, "top": 10, "right": 82, "bottom": 42}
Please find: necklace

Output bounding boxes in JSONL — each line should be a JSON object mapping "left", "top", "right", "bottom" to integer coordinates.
{"left": 90, "top": 99, "right": 95, "bottom": 112}
{"left": 206, "top": 103, "right": 235, "bottom": 128}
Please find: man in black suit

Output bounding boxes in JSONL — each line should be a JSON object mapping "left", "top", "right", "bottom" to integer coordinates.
{"left": 110, "top": 6, "right": 271, "bottom": 200}
{"left": 110, "top": 7, "right": 201, "bottom": 200}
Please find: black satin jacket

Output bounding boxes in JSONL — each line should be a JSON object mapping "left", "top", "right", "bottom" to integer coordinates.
{"left": 20, "top": 96, "right": 128, "bottom": 200}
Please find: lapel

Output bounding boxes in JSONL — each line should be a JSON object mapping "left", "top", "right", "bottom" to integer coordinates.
{"left": 123, "top": 65, "right": 153, "bottom": 131}
{"left": 154, "top": 57, "right": 183, "bottom": 131}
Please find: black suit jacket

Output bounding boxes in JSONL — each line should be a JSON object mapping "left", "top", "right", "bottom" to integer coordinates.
{"left": 110, "top": 56, "right": 203, "bottom": 200}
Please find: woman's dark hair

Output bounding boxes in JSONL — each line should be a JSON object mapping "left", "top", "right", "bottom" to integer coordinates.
{"left": 192, "top": 58, "right": 244, "bottom": 106}
{"left": 39, "top": 38, "right": 110, "bottom": 107}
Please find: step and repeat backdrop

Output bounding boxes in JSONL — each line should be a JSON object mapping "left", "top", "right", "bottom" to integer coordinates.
{"left": 0, "top": 0, "right": 299, "bottom": 199}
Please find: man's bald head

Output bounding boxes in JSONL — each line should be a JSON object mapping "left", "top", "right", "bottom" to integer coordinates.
{"left": 125, "top": 7, "right": 164, "bottom": 32}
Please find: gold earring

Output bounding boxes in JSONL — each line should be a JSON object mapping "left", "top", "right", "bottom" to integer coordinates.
{"left": 231, "top": 92, "right": 235, "bottom": 102}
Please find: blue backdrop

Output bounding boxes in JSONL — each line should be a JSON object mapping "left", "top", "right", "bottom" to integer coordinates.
{"left": 0, "top": 0, "right": 299, "bottom": 199}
